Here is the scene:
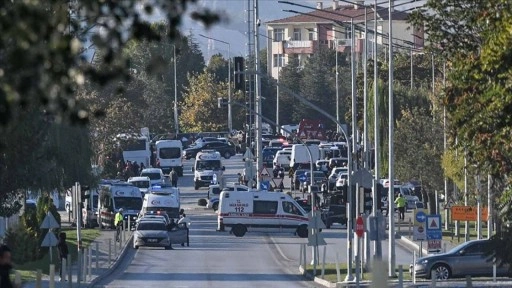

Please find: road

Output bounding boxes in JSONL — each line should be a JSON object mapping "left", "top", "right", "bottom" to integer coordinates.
{"left": 94, "top": 154, "right": 416, "bottom": 287}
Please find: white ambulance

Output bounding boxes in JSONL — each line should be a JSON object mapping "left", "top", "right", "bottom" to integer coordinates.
{"left": 217, "top": 191, "right": 309, "bottom": 238}
{"left": 193, "top": 150, "right": 225, "bottom": 190}
{"left": 141, "top": 184, "right": 181, "bottom": 219}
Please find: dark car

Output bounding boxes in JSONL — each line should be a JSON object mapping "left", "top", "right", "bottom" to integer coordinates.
{"left": 183, "top": 141, "right": 236, "bottom": 159}
{"left": 321, "top": 204, "right": 347, "bottom": 229}
{"left": 292, "top": 169, "right": 309, "bottom": 190}
{"left": 411, "top": 239, "right": 510, "bottom": 280}
{"left": 295, "top": 198, "right": 312, "bottom": 214}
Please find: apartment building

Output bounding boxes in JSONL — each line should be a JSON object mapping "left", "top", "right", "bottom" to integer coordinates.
{"left": 265, "top": 0, "right": 424, "bottom": 79}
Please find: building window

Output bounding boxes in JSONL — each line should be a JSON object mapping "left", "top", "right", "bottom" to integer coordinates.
{"left": 273, "top": 54, "right": 284, "bottom": 68}
{"left": 293, "top": 28, "right": 301, "bottom": 41}
{"left": 308, "top": 29, "right": 316, "bottom": 41}
{"left": 273, "top": 28, "right": 284, "bottom": 42}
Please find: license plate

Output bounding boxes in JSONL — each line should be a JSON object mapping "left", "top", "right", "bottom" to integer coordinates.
{"left": 147, "top": 239, "right": 157, "bottom": 243}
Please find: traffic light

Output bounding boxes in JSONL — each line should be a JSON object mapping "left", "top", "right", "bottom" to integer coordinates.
{"left": 234, "top": 56, "right": 244, "bottom": 90}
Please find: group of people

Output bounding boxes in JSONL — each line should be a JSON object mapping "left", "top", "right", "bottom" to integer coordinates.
{"left": 116, "top": 160, "right": 146, "bottom": 181}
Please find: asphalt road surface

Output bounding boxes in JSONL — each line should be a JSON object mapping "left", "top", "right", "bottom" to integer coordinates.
{"left": 94, "top": 154, "right": 416, "bottom": 288}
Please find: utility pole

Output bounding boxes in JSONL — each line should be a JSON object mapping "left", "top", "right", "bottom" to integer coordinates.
{"left": 363, "top": 7, "right": 369, "bottom": 169}
{"left": 388, "top": 0, "right": 396, "bottom": 277}
{"left": 254, "top": 0, "right": 263, "bottom": 188}
{"left": 372, "top": 0, "right": 382, "bottom": 260}
{"left": 173, "top": 45, "right": 179, "bottom": 135}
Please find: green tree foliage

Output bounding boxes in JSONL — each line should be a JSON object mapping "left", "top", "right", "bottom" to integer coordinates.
{"left": 180, "top": 71, "right": 231, "bottom": 132}
{"left": 207, "top": 54, "right": 229, "bottom": 83}
{"left": 395, "top": 108, "right": 444, "bottom": 212}
{"left": 278, "top": 55, "right": 303, "bottom": 126}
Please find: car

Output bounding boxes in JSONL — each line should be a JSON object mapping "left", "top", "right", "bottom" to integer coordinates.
{"left": 328, "top": 167, "right": 348, "bottom": 191}
{"left": 183, "top": 141, "right": 236, "bottom": 160}
{"left": 411, "top": 239, "right": 509, "bottom": 280}
{"left": 140, "top": 168, "right": 164, "bottom": 186}
{"left": 133, "top": 220, "right": 172, "bottom": 250}
{"left": 321, "top": 204, "right": 347, "bottom": 229}
{"left": 295, "top": 198, "right": 312, "bottom": 214}
{"left": 300, "top": 171, "right": 327, "bottom": 193}
{"left": 335, "top": 172, "right": 349, "bottom": 190}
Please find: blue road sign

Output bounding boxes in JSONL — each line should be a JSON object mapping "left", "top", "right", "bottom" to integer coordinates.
{"left": 260, "top": 181, "right": 270, "bottom": 190}
{"left": 426, "top": 214, "right": 442, "bottom": 240}
{"left": 299, "top": 175, "right": 307, "bottom": 183}
{"left": 415, "top": 211, "right": 426, "bottom": 223}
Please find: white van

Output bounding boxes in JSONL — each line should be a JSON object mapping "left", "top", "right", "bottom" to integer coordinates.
{"left": 273, "top": 150, "right": 291, "bottom": 170}
{"left": 98, "top": 181, "right": 143, "bottom": 229}
{"left": 140, "top": 168, "right": 164, "bottom": 186}
{"left": 290, "top": 144, "right": 320, "bottom": 169}
{"left": 207, "top": 183, "right": 250, "bottom": 211}
{"left": 155, "top": 140, "right": 183, "bottom": 176}
{"left": 142, "top": 184, "right": 180, "bottom": 219}
{"left": 218, "top": 190, "right": 309, "bottom": 238}
{"left": 193, "top": 150, "right": 225, "bottom": 190}
{"left": 127, "top": 176, "right": 151, "bottom": 197}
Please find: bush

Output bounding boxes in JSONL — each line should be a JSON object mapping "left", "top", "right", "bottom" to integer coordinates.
{"left": 4, "top": 224, "right": 40, "bottom": 264}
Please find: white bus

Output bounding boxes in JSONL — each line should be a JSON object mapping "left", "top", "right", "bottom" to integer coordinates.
{"left": 117, "top": 134, "right": 151, "bottom": 167}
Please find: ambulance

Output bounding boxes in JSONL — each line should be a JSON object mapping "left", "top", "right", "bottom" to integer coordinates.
{"left": 98, "top": 180, "right": 143, "bottom": 229}
{"left": 141, "top": 184, "right": 181, "bottom": 219}
{"left": 217, "top": 190, "right": 309, "bottom": 238}
{"left": 193, "top": 150, "right": 225, "bottom": 190}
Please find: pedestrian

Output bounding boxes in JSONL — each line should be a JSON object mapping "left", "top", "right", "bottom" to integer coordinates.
{"left": 169, "top": 168, "right": 178, "bottom": 187}
{"left": 0, "top": 245, "right": 15, "bottom": 288}
{"left": 114, "top": 208, "right": 124, "bottom": 242}
{"left": 132, "top": 161, "right": 140, "bottom": 175}
{"left": 57, "top": 232, "right": 69, "bottom": 282}
{"left": 395, "top": 194, "right": 407, "bottom": 221}
{"left": 168, "top": 219, "right": 176, "bottom": 250}
{"left": 140, "top": 162, "right": 145, "bottom": 171}
{"left": 178, "top": 212, "right": 191, "bottom": 247}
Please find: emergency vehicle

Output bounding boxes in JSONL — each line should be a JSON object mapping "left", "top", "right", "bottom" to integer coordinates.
{"left": 98, "top": 180, "right": 143, "bottom": 229}
{"left": 154, "top": 140, "right": 183, "bottom": 175}
{"left": 193, "top": 150, "right": 225, "bottom": 190}
{"left": 217, "top": 191, "right": 309, "bottom": 238}
{"left": 141, "top": 184, "right": 181, "bottom": 219}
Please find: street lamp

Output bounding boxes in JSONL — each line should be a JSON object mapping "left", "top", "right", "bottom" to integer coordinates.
{"left": 172, "top": 45, "right": 179, "bottom": 135}
{"left": 199, "top": 34, "right": 232, "bottom": 132}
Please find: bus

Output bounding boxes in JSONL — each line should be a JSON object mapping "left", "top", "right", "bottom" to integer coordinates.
{"left": 117, "top": 134, "right": 151, "bottom": 167}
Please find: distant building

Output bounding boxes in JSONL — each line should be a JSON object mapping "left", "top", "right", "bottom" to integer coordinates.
{"left": 265, "top": 0, "right": 424, "bottom": 79}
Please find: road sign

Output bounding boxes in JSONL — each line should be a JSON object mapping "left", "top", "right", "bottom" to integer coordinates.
{"left": 272, "top": 177, "right": 284, "bottom": 189}
{"left": 415, "top": 211, "right": 426, "bottom": 223}
{"left": 259, "top": 181, "right": 270, "bottom": 190}
{"left": 307, "top": 231, "right": 327, "bottom": 246}
{"left": 40, "top": 212, "right": 60, "bottom": 229}
{"left": 451, "top": 206, "right": 488, "bottom": 221}
{"left": 413, "top": 209, "right": 426, "bottom": 241}
{"left": 308, "top": 214, "right": 326, "bottom": 230}
{"left": 41, "top": 231, "right": 58, "bottom": 247}
{"left": 427, "top": 239, "right": 442, "bottom": 253}
{"left": 243, "top": 149, "right": 254, "bottom": 161}
{"left": 369, "top": 215, "right": 386, "bottom": 241}
{"left": 355, "top": 216, "right": 364, "bottom": 238}
{"left": 444, "top": 199, "right": 454, "bottom": 209}
{"left": 426, "top": 214, "right": 442, "bottom": 240}
{"left": 299, "top": 174, "right": 307, "bottom": 183}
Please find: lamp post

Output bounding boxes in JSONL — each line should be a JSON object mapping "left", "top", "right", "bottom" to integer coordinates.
{"left": 199, "top": 34, "right": 232, "bottom": 132}
{"left": 388, "top": 0, "right": 396, "bottom": 277}
{"left": 172, "top": 45, "right": 179, "bottom": 135}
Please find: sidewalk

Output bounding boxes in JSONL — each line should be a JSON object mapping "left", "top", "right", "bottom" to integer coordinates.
{"left": 21, "top": 228, "right": 133, "bottom": 288}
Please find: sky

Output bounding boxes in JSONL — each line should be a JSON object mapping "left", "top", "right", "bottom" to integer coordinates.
{"left": 173, "top": 0, "right": 425, "bottom": 61}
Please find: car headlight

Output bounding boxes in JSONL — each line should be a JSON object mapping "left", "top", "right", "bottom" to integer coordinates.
{"left": 418, "top": 259, "right": 429, "bottom": 265}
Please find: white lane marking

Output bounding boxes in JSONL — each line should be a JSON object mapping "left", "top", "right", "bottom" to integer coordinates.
{"left": 269, "top": 235, "right": 293, "bottom": 262}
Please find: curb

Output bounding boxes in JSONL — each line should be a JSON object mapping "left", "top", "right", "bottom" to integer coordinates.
{"left": 298, "top": 265, "right": 336, "bottom": 288}
{"left": 87, "top": 234, "right": 133, "bottom": 287}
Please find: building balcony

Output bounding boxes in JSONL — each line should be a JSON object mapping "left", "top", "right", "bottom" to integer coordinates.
{"left": 283, "top": 40, "right": 319, "bottom": 54}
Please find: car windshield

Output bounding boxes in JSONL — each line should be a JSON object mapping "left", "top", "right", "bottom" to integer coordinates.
{"left": 196, "top": 160, "right": 221, "bottom": 171}
{"left": 137, "top": 222, "right": 166, "bottom": 231}
{"left": 141, "top": 172, "right": 161, "bottom": 180}
{"left": 130, "top": 181, "right": 150, "bottom": 189}
{"left": 114, "top": 197, "right": 143, "bottom": 211}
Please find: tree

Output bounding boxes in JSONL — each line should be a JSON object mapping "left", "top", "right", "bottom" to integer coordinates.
{"left": 278, "top": 55, "right": 303, "bottom": 126}
{"left": 179, "top": 71, "right": 231, "bottom": 132}
{"left": 395, "top": 108, "right": 444, "bottom": 212}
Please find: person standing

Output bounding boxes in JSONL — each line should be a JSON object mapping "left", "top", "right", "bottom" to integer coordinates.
{"left": 114, "top": 208, "right": 124, "bottom": 242}
{"left": 178, "top": 211, "right": 191, "bottom": 247}
{"left": 0, "top": 245, "right": 15, "bottom": 288}
{"left": 57, "top": 233, "right": 69, "bottom": 282}
{"left": 394, "top": 194, "right": 407, "bottom": 221}
{"left": 169, "top": 168, "right": 178, "bottom": 187}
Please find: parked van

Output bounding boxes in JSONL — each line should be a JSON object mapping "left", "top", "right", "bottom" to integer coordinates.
{"left": 290, "top": 144, "right": 320, "bottom": 170}
{"left": 127, "top": 176, "right": 151, "bottom": 197}
{"left": 218, "top": 190, "right": 309, "bottom": 238}
{"left": 273, "top": 150, "right": 291, "bottom": 170}
{"left": 140, "top": 168, "right": 164, "bottom": 186}
{"left": 142, "top": 184, "right": 180, "bottom": 219}
{"left": 193, "top": 150, "right": 225, "bottom": 190}
{"left": 155, "top": 140, "right": 183, "bottom": 176}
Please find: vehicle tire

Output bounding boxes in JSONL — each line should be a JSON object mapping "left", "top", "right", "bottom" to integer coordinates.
{"left": 224, "top": 151, "right": 231, "bottom": 159}
{"left": 212, "top": 202, "right": 219, "bottom": 211}
{"left": 430, "top": 264, "right": 451, "bottom": 280}
{"left": 164, "top": 245, "right": 171, "bottom": 250}
{"left": 134, "top": 245, "right": 139, "bottom": 249}
{"left": 197, "top": 199, "right": 207, "bottom": 206}
{"left": 232, "top": 224, "right": 247, "bottom": 237}
{"left": 297, "top": 225, "right": 308, "bottom": 238}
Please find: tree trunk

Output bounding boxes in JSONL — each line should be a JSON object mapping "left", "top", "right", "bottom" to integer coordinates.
{"left": 427, "top": 191, "right": 436, "bottom": 214}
